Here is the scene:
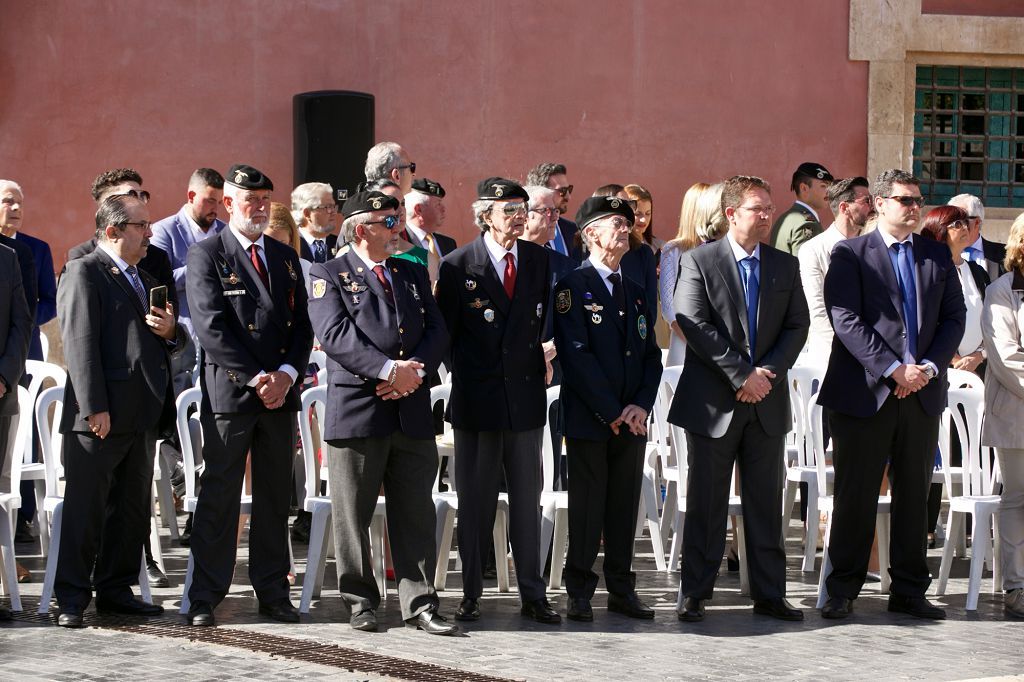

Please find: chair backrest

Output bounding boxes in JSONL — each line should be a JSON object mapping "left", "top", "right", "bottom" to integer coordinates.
{"left": 35, "top": 385, "right": 64, "bottom": 498}
{"left": 3, "top": 387, "right": 33, "bottom": 498}
{"left": 541, "top": 385, "right": 561, "bottom": 494}
{"left": 941, "top": 384, "right": 992, "bottom": 496}
{"left": 39, "top": 331, "right": 49, "bottom": 362}
{"left": 308, "top": 348, "right": 327, "bottom": 371}
{"left": 297, "top": 385, "right": 327, "bottom": 502}
{"left": 650, "top": 366, "right": 683, "bottom": 469}
{"left": 806, "top": 392, "right": 830, "bottom": 496}
{"left": 23, "top": 360, "right": 67, "bottom": 464}
{"left": 430, "top": 383, "right": 453, "bottom": 491}
{"left": 788, "top": 364, "right": 826, "bottom": 467}
{"left": 947, "top": 367, "right": 984, "bottom": 391}
{"left": 175, "top": 387, "right": 203, "bottom": 502}
{"left": 436, "top": 361, "right": 450, "bottom": 385}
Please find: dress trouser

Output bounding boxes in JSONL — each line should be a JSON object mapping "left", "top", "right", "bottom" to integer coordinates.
{"left": 680, "top": 403, "right": 787, "bottom": 601}
{"left": 825, "top": 394, "right": 937, "bottom": 599}
{"left": 187, "top": 410, "right": 294, "bottom": 607}
{"left": 55, "top": 431, "right": 154, "bottom": 610}
{"left": 454, "top": 428, "right": 546, "bottom": 602}
{"left": 564, "top": 431, "right": 645, "bottom": 600}
{"left": 325, "top": 432, "right": 439, "bottom": 620}
{"left": 995, "top": 448, "right": 1024, "bottom": 591}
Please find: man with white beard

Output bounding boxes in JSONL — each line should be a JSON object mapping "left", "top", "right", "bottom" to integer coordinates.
{"left": 184, "top": 164, "right": 313, "bottom": 627}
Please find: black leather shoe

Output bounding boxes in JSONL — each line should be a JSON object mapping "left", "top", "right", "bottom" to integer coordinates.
{"left": 888, "top": 594, "right": 946, "bottom": 620}
{"left": 146, "top": 562, "right": 170, "bottom": 588}
{"left": 521, "top": 597, "right": 561, "bottom": 624}
{"left": 178, "top": 514, "right": 192, "bottom": 547}
{"left": 57, "top": 608, "right": 84, "bottom": 628}
{"left": 608, "top": 592, "right": 655, "bottom": 619}
{"left": 96, "top": 594, "right": 164, "bottom": 616}
{"left": 258, "top": 599, "right": 300, "bottom": 623}
{"left": 405, "top": 608, "right": 458, "bottom": 636}
{"left": 821, "top": 596, "right": 854, "bottom": 620}
{"left": 677, "top": 597, "right": 705, "bottom": 622}
{"left": 566, "top": 597, "right": 593, "bottom": 622}
{"left": 0, "top": 604, "right": 11, "bottom": 621}
{"left": 753, "top": 597, "right": 804, "bottom": 621}
{"left": 187, "top": 601, "right": 214, "bottom": 627}
{"left": 454, "top": 597, "right": 480, "bottom": 621}
{"left": 350, "top": 608, "right": 378, "bottom": 632}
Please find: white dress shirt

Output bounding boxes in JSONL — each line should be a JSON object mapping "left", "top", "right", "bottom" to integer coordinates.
{"left": 798, "top": 223, "right": 846, "bottom": 359}
{"left": 483, "top": 231, "right": 518, "bottom": 286}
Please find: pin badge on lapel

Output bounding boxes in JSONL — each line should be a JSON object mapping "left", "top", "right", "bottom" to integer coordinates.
{"left": 484, "top": 309, "right": 495, "bottom": 322}
{"left": 110, "top": 266, "right": 121, "bottom": 275}
{"left": 591, "top": 313, "right": 603, "bottom": 324}
{"left": 465, "top": 278, "right": 477, "bottom": 291}
{"left": 638, "top": 315, "right": 648, "bottom": 340}
{"left": 536, "top": 303, "right": 543, "bottom": 318}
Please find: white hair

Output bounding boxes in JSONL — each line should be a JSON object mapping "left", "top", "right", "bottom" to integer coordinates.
{"left": 364, "top": 142, "right": 403, "bottom": 182}
{"left": 405, "top": 190, "right": 430, "bottom": 216}
{"left": 0, "top": 179, "right": 24, "bottom": 199}
{"left": 948, "top": 193, "right": 984, "bottom": 220}
{"left": 472, "top": 199, "right": 495, "bottom": 232}
{"left": 291, "top": 182, "right": 333, "bottom": 226}
{"left": 524, "top": 184, "right": 557, "bottom": 207}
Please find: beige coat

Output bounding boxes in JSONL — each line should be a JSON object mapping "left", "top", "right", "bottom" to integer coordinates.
{"left": 981, "top": 270, "right": 1024, "bottom": 448}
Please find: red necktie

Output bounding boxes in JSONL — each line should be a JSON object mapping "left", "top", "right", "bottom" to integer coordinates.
{"left": 503, "top": 252, "right": 516, "bottom": 299}
{"left": 373, "top": 264, "right": 395, "bottom": 304}
{"left": 249, "top": 244, "right": 269, "bottom": 288}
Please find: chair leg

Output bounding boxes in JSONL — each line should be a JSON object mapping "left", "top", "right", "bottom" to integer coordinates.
{"left": 667, "top": 509, "right": 685, "bottom": 574}
{"left": 801, "top": 482, "right": 819, "bottom": 573}
{"left": 549, "top": 508, "right": 569, "bottom": 590}
{"left": 815, "top": 511, "right": 833, "bottom": 609}
{"left": 35, "top": 481, "right": 48, "bottom": 559}
{"left": 640, "top": 476, "right": 667, "bottom": 571}
{"left": 736, "top": 517, "right": 749, "bottom": 597}
{"left": 370, "top": 512, "right": 386, "bottom": 599}
{"left": 38, "top": 502, "right": 62, "bottom": 614}
{"left": 781, "top": 479, "right": 798, "bottom": 545}
{"left": 966, "top": 510, "right": 990, "bottom": 611}
{"left": 876, "top": 513, "right": 891, "bottom": 595}
{"left": 138, "top": 551, "right": 152, "bottom": 604}
{"left": 493, "top": 506, "right": 510, "bottom": 593}
{"left": 993, "top": 513, "right": 1003, "bottom": 593}
{"left": 660, "top": 483, "right": 677, "bottom": 546}
{"left": 148, "top": 497, "right": 166, "bottom": 574}
{"left": 300, "top": 506, "right": 330, "bottom": 613}
{"left": 539, "top": 500, "right": 555, "bottom": 580}
{"left": 434, "top": 503, "right": 455, "bottom": 590}
{"left": 936, "top": 511, "right": 958, "bottom": 596}
{"left": 179, "top": 552, "right": 194, "bottom": 614}
{"left": 0, "top": 511, "right": 21, "bottom": 611}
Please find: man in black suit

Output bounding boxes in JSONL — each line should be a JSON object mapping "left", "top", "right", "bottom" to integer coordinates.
{"left": 553, "top": 196, "right": 663, "bottom": 622}
{"left": 184, "top": 165, "right": 313, "bottom": 627}
{"left": 291, "top": 181, "right": 339, "bottom": 263}
{"left": 671, "top": 175, "right": 809, "bottom": 623}
{"left": 435, "top": 177, "right": 560, "bottom": 624}
{"left": 403, "top": 178, "right": 457, "bottom": 285}
{"left": 948, "top": 193, "right": 1006, "bottom": 282}
{"left": 527, "top": 162, "right": 581, "bottom": 264}
{"left": 307, "top": 190, "right": 456, "bottom": 635}
{"left": 54, "top": 194, "right": 181, "bottom": 627}
{"left": 818, "top": 169, "right": 966, "bottom": 620}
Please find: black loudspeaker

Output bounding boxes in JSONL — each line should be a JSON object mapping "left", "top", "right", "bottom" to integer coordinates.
{"left": 293, "top": 90, "right": 375, "bottom": 203}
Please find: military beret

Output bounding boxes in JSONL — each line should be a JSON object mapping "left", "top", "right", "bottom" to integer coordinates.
{"left": 793, "top": 162, "right": 834, "bottom": 184}
{"left": 411, "top": 177, "right": 446, "bottom": 198}
{"left": 225, "top": 164, "right": 273, "bottom": 191}
{"left": 476, "top": 177, "right": 529, "bottom": 201}
{"left": 341, "top": 190, "right": 399, "bottom": 219}
{"left": 575, "top": 195, "right": 635, "bottom": 229}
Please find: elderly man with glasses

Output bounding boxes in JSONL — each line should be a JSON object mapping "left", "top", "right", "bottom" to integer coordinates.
{"left": 435, "top": 177, "right": 560, "bottom": 625}
{"left": 948, "top": 193, "right": 1007, "bottom": 282}
{"left": 291, "top": 181, "right": 338, "bottom": 264}
{"left": 527, "top": 162, "right": 581, "bottom": 264}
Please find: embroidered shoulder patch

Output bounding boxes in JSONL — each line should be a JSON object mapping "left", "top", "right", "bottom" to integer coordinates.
{"left": 311, "top": 278, "right": 327, "bottom": 299}
{"left": 555, "top": 289, "right": 572, "bottom": 314}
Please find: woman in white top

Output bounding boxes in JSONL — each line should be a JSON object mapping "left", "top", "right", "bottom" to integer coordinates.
{"left": 659, "top": 182, "right": 726, "bottom": 366}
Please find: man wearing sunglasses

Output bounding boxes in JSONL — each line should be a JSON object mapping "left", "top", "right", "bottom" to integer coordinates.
{"left": 436, "top": 177, "right": 559, "bottom": 625}
{"left": 948, "top": 193, "right": 1007, "bottom": 283}
{"left": 527, "top": 162, "right": 582, "bottom": 264}
{"left": 364, "top": 141, "right": 415, "bottom": 196}
{"left": 307, "top": 190, "right": 456, "bottom": 636}
{"left": 819, "top": 169, "right": 966, "bottom": 621}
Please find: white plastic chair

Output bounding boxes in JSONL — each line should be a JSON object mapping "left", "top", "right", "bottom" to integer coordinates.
{"left": 0, "top": 387, "right": 32, "bottom": 611}
{"left": 539, "top": 386, "right": 570, "bottom": 588}
{"left": 296, "top": 385, "right": 388, "bottom": 613}
{"left": 19, "top": 360, "right": 67, "bottom": 558}
{"left": 38, "top": 332, "right": 49, "bottom": 362}
{"left": 35, "top": 386, "right": 153, "bottom": 613}
{"left": 430, "top": 383, "right": 510, "bottom": 592}
{"left": 932, "top": 368, "right": 982, "bottom": 554}
{"left": 935, "top": 385, "right": 1001, "bottom": 610}
{"left": 814, "top": 393, "right": 892, "bottom": 607}
{"left": 644, "top": 366, "right": 681, "bottom": 572}
{"left": 781, "top": 364, "right": 832, "bottom": 572}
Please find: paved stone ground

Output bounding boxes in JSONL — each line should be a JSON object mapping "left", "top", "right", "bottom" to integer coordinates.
{"left": 4, "top": 515, "right": 1023, "bottom": 681}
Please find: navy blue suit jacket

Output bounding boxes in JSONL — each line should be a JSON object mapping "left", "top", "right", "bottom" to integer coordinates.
{"left": 0, "top": 235, "right": 37, "bottom": 331}
{"left": 621, "top": 243, "right": 659, "bottom": 329}
{"left": 818, "top": 230, "right": 966, "bottom": 418}
{"left": 544, "top": 247, "right": 575, "bottom": 341}
{"left": 15, "top": 232, "right": 55, "bottom": 360}
{"left": 308, "top": 251, "right": 448, "bottom": 440}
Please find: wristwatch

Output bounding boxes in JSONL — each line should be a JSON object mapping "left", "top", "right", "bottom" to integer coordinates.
{"left": 922, "top": 364, "right": 937, "bottom": 381}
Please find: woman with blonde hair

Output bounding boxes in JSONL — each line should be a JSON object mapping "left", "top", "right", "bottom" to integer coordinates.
{"left": 981, "top": 211, "right": 1024, "bottom": 619}
{"left": 266, "top": 201, "right": 312, "bottom": 288}
{"left": 658, "top": 182, "right": 724, "bottom": 365}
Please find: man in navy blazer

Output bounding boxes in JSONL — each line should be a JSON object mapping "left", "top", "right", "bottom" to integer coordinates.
{"left": 818, "top": 169, "right": 966, "bottom": 620}
{"left": 150, "top": 168, "right": 227, "bottom": 337}
{"left": 307, "top": 190, "right": 455, "bottom": 635}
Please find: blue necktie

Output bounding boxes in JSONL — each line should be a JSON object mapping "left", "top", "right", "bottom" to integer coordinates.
{"left": 125, "top": 265, "right": 148, "bottom": 311}
{"left": 963, "top": 246, "right": 980, "bottom": 263}
{"left": 891, "top": 242, "right": 918, "bottom": 361}
{"left": 739, "top": 256, "right": 759, "bottom": 358}
{"left": 550, "top": 225, "right": 567, "bottom": 256}
{"left": 312, "top": 239, "right": 326, "bottom": 263}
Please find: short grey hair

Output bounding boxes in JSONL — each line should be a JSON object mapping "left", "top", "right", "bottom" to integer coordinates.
{"left": 948, "top": 193, "right": 984, "bottom": 220}
{"left": 291, "top": 182, "right": 333, "bottom": 225}
{"left": 364, "top": 142, "right": 403, "bottom": 182}
{"left": 0, "top": 179, "right": 24, "bottom": 199}
{"left": 94, "top": 194, "right": 140, "bottom": 241}
{"left": 524, "top": 184, "right": 557, "bottom": 207}
{"left": 472, "top": 199, "right": 495, "bottom": 232}
{"left": 340, "top": 214, "right": 366, "bottom": 244}
{"left": 405, "top": 190, "right": 430, "bottom": 215}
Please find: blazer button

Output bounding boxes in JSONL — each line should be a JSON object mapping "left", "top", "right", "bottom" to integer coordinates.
{"left": 399, "top": 327, "right": 405, "bottom": 334}
{"left": 626, "top": 350, "right": 632, "bottom": 356}
{"left": 399, "top": 350, "right": 404, "bottom": 357}
{"left": 287, "top": 320, "right": 292, "bottom": 327}
{"left": 247, "top": 323, "right": 256, "bottom": 331}
{"left": 160, "top": 364, "right": 166, "bottom": 370}
{"left": 280, "top": 348, "right": 286, "bottom": 354}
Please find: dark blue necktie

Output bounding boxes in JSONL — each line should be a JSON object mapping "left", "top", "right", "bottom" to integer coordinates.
{"left": 739, "top": 256, "right": 759, "bottom": 358}
{"left": 125, "top": 265, "right": 148, "bottom": 311}
{"left": 891, "top": 242, "right": 918, "bottom": 361}
{"left": 312, "top": 239, "right": 326, "bottom": 263}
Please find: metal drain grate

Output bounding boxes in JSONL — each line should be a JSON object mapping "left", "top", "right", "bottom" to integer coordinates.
{"left": 14, "top": 600, "right": 516, "bottom": 682}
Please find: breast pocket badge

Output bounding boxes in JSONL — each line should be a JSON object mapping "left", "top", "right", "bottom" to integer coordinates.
{"left": 638, "top": 314, "right": 648, "bottom": 340}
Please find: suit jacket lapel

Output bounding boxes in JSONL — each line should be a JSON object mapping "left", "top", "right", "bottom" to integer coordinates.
{"left": 867, "top": 230, "right": 904, "bottom": 322}
{"left": 96, "top": 249, "right": 148, "bottom": 318}
{"left": 467, "top": 236, "right": 510, "bottom": 315}
{"left": 221, "top": 230, "right": 274, "bottom": 310}
{"left": 712, "top": 238, "right": 750, "bottom": 348}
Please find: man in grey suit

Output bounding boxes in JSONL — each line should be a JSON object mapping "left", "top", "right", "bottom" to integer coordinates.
{"left": 307, "top": 191, "right": 456, "bottom": 635}
{"left": 670, "top": 175, "right": 809, "bottom": 622}
{"left": 0, "top": 242, "right": 31, "bottom": 621}
{"left": 54, "top": 194, "right": 181, "bottom": 627}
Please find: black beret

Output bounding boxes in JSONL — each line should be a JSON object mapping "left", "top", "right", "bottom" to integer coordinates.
{"left": 575, "top": 195, "right": 635, "bottom": 229}
{"left": 476, "top": 177, "right": 529, "bottom": 201}
{"left": 793, "top": 162, "right": 834, "bottom": 184}
{"left": 341, "top": 190, "right": 399, "bottom": 219}
{"left": 225, "top": 164, "right": 273, "bottom": 191}
{"left": 411, "top": 177, "right": 446, "bottom": 198}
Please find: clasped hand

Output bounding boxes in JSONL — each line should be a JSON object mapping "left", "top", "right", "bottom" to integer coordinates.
{"left": 892, "top": 363, "right": 931, "bottom": 398}
{"left": 736, "top": 367, "right": 776, "bottom": 403}
{"left": 610, "top": 404, "right": 648, "bottom": 436}
{"left": 375, "top": 360, "right": 425, "bottom": 400}
{"left": 256, "top": 370, "right": 292, "bottom": 409}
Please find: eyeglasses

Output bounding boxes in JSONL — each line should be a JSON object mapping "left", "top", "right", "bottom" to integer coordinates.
{"left": 120, "top": 220, "right": 152, "bottom": 231}
{"left": 363, "top": 215, "right": 400, "bottom": 230}
{"left": 310, "top": 204, "right": 337, "bottom": 214}
{"left": 592, "top": 217, "right": 633, "bottom": 231}
{"left": 0, "top": 197, "right": 19, "bottom": 206}
{"left": 116, "top": 189, "right": 151, "bottom": 203}
{"left": 883, "top": 195, "right": 925, "bottom": 207}
{"left": 968, "top": 215, "right": 980, "bottom": 220}
{"left": 946, "top": 219, "right": 970, "bottom": 230}
{"left": 495, "top": 202, "right": 528, "bottom": 217}
{"left": 529, "top": 206, "right": 559, "bottom": 218}
{"left": 554, "top": 185, "right": 574, "bottom": 198}
{"left": 737, "top": 205, "right": 775, "bottom": 218}
{"left": 398, "top": 162, "right": 417, "bottom": 174}
{"left": 850, "top": 195, "right": 874, "bottom": 206}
